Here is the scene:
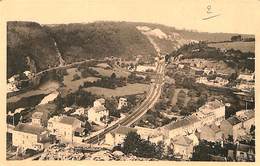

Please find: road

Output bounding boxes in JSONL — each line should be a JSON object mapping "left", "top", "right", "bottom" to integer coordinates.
{"left": 85, "top": 60, "right": 165, "bottom": 144}
{"left": 14, "top": 58, "right": 105, "bottom": 84}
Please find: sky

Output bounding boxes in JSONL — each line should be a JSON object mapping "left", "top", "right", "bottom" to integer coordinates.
{"left": 1, "top": 0, "right": 260, "bottom": 34}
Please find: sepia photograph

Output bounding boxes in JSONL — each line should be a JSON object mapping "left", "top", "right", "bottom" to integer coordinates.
{"left": 1, "top": 0, "right": 259, "bottom": 163}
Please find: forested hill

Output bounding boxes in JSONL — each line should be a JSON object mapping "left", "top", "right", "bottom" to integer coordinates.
{"left": 44, "top": 22, "right": 157, "bottom": 63}
{"left": 7, "top": 21, "right": 253, "bottom": 78}
{"left": 7, "top": 21, "right": 60, "bottom": 77}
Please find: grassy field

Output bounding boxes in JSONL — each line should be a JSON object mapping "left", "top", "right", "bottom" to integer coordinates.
{"left": 7, "top": 80, "right": 59, "bottom": 103}
{"left": 83, "top": 83, "right": 149, "bottom": 98}
{"left": 208, "top": 41, "right": 255, "bottom": 53}
{"left": 63, "top": 68, "right": 100, "bottom": 93}
{"left": 90, "top": 67, "right": 130, "bottom": 77}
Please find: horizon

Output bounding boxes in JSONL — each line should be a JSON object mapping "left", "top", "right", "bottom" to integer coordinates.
{"left": 7, "top": 20, "right": 254, "bottom": 36}
{"left": 2, "top": 0, "right": 260, "bottom": 34}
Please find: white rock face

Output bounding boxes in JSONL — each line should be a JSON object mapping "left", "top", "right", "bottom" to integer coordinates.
{"left": 144, "top": 28, "right": 168, "bottom": 39}
{"left": 136, "top": 26, "right": 151, "bottom": 32}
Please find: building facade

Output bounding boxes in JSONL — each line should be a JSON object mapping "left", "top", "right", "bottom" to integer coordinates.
{"left": 47, "top": 115, "right": 82, "bottom": 143}
{"left": 12, "top": 123, "right": 49, "bottom": 151}
{"left": 88, "top": 98, "right": 109, "bottom": 126}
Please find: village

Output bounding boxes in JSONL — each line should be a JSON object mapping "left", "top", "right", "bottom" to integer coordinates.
{"left": 6, "top": 19, "right": 255, "bottom": 162}
{"left": 6, "top": 46, "right": 255, "bottom": 161}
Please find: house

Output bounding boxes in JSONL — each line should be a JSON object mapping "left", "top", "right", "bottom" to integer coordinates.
{"left": 209, "top": 154, "right": 227, "bottom": 161}
{"left": 195, "top": 99, "right": 225, "bottom": 125}
{"left": 177, "top": 64, "right": 185, "bottom": 69}
{"left": 105, "top": 126, "right": 137, "bottom": 146}
{"left": 171, "top": 135, "right": 194, "bottom": 160}
{"left": 196, "top": 77, "right": 208, "bottom": 84}
{"left": 64, "top": 107, "right": 74, "bottom": 113}
{"left": 199, "top": 124, "right": 223, "bottom": 142}
{"left": 203, "top": 68, "right": 215, "bottom": 75}
{"left": 136, "top": 65, "right": 156, "bottom": 72}
{"left": 214, "top": 77, "right": 229, "bottom": 86}
{"left": 31, "top": 110, "right": 49, "bottom": 127}
{"left": 236, "top": 143, "right": 255, "bottom": 161}
{"left": 7, "top": 82, "right": 19, "bottom": 93}
{"left": 220, "top": 116, "right": 242, "bottom": 141}
{"left": 238, "top": 73, "right": 254, "bottom": 82}
{"left": 117, "top": 97, "right": 127, "bottom": 110}
{"left": 196, "top": 77, "right": 228, "bottom": 87}
{"left": 220, "top": 110, "right": 254, "bottom": 141}
{"left": 8, "top": 74, "right": 20, "bottom": 83}
{"left": 7, "top": 74, "right": 20, "bottom": 93}
{"left": 23, "top": 70, "right": 34, "bottom": 79}
{"left": 71, "top": 107, "right": 86, "bottom": 116}
{"left": 236, "top": 110, "right": 255, "bottom": 133}
{"left": 186, "top": 133, "right": 199, "bottom": 146}
{"left": 195, "top": 70, "right": 204, "bottom": 76}
{"left": 105, "top": 126, "right": 164, "bottom": 147}
{"left": 96, "top": 63, "right": 111, "bottom": 69}
{"left": 47, "top": 115, "right": 83, "bottom": 143}
{"left": 134, "top": 126, "right": 164, "bottom": 144}
{"left": 88, "top": 98, "right": 109, "bottom": 126}
{"left": 236, "top": 82, "right": 254, "bottom": 92}
{"left": 227, "top": 143, "right": 255, "bottom": 162}
{"left": 12, "top": 123, "right": 49, "bottom": 151}
{"left": 163, "top": 115, "right": 201, "bottom": 139}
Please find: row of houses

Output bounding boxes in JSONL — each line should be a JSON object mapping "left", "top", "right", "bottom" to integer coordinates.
{"left": 103, "top": 99, "right": 255, "bottom": 160}
{"left": 196, "top": 76, "right": 229, "bottom": 87}
{"left": 11, "top": 97, "right": 128, "bottom": 151}
{"left": 104, "top": 100, "right": 224, "bottom": 159}
{"left": 235, "top": 81, "right": 254, "bottom": 93}
{"left": 12, "top": 98, "right": 130, "bottom": 150}
{"left": 12, "top": 114, "right": 85, "bottom": 151}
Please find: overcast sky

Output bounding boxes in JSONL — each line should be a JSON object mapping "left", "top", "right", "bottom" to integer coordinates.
{"left": 1, "top": 0, "right": 260, "bottom": 34}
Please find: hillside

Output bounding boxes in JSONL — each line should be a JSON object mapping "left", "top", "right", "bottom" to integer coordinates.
{"left": 170, "top": 42, "right": 255, "bottom": 72}
{"left": 208, "top": 41, "right": 255, "bottom": 53}
{"left": 7, "top": 21, "right": 254, "bottom": 78}
{"left": 45, "top": 22, "right": 157, "bottom": 63}
{"left": 7, "top": 21, "right": 60, "bottom": 78}
{"left": 128, "top": 22, "right": 254, "bottom": 42}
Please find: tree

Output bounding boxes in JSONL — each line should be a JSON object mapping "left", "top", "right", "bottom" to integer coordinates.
{"left": 122, "top": 131, "right": 162, "bottom": 159}
{"left": 122, "top": 131, "right": 142, "bottom": 155}
{"left": 231, "top": 35, "right": 242, "bottom": 42}
{"left": 81, "top": 121, "right": 92, "bottom": 135}
{"left": 72, "top": 73, "right": 80, "bottom": 81}
{"left": 182, "top": 77, "right": 194, "bottom": 89}
{"left": 227, "top": 135, "right": 234, "bottom": 143}
{"left": 191, "top": 141, "right": 211, "bottom": 161}
{"left": 171, "top": 105, "right": 179, "bottom": 113}
{"left": 166, "top": 145, "right": 175, "bottom": 160}
{"left": 250, "top": 125, "right": 255, "bottom": 135}
{"left": 111, "top": 72, "right": 117, "bottom": 79}
{"left": 106, "top": 98, "right": 120, "bottom": 118}
{"left": 177, "top": 90, "right": 186, "bottom": 106}
{"left": 180, "top": 108, "right": 191, "bottom": 116}
{"left": 156, "top": 141, "right": 166, "bottom": 159}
